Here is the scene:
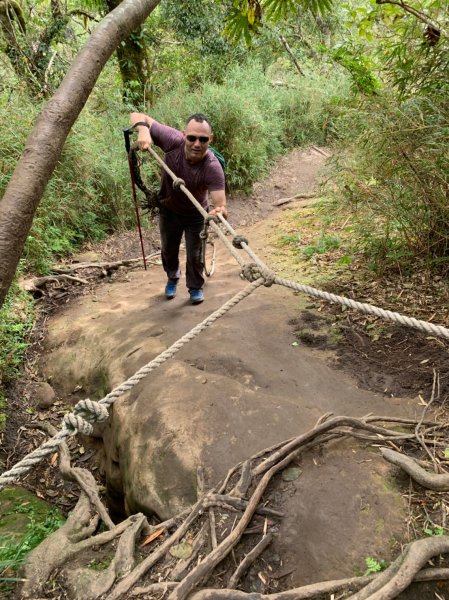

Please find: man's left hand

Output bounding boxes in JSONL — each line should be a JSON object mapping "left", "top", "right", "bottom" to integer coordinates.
{"left": 209, "top": 206, "right": 228, "bottom": 219}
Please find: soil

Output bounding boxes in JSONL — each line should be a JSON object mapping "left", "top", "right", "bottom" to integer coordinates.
{"left": 3, "top": 146, "right": 449, "bottom": 599}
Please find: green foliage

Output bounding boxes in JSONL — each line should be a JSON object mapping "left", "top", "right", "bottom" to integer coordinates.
{"left": 0, "top": 393, "right": 6, "bottom": 432}
{"left": 0, "top": 506, "right": 64, "bottom": 591}
{"left": 224, "top": 0, "right": 334, "bottom": 45}
{"left": 424, "top": 524, "right": 445, "bottom": 536}
{"left": 330, "top": 45, "right": 380, "bottom": 95}
{"left": 224, "top": 2, "right": 263, "bottom": 46}
{"left": 318, "top": 0, "right": 449, "bottom": 275}
{"left": 0, "top": 283, "right": 35, "bottom": 386}
{"left": 364, "top": 556, "right": 387, "bottom": 575}
{"left": 302, "top": 233, "right": 341, "bottom": 257}
{"left": 333, "top": 90, "right": 449, "bottom": 273}
{"left": 160, "top": 0, "right": 229, "bottom": 55}
{"left": 0, "top": 78, "right": 136, "bottom": 275}
{"left": 275, "top": 69, "right": 349, "bottom": 146}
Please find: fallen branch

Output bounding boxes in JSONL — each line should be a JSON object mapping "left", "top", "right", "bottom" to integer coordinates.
{"left": 227, "top": 532, "right": 273, "bottom": 588}
{"left": 310, "top": 145, "right": 331, "bottom": 158}
{"left": 19, "top": 252, "right": 161, "bottom": 296}
{"left": 272, "top": 193, "right": 317, "bottom": 207}
{"left": 20, "top": 273, "right": 89, "bottom": 293}
{"left": 53, "top": 252, "right": 160, "bottom": 274}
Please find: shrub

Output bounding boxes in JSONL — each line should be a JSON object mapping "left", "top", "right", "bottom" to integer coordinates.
{"left": 333, "top": 93, "right": 449, "bottom": 272}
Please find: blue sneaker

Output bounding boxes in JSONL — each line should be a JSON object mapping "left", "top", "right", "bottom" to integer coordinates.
{"left": 189, "top": 289, "right": 204, "bottom": 304}
{"left": 164, "top": 280, "right": 177, "bottom": 299}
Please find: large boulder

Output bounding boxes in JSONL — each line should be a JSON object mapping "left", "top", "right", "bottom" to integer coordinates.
{"left": 101, "top": 358, "right": 310, "bottom": 519}
{"left": 41, "top": 262, "right": 415, "bottom": 518}
{"left": 40, "top": 245, "right": 417, "bottom": 582}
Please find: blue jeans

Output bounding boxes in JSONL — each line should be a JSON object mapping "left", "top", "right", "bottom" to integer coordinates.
{"left": 159, "top": 206, "right": 204, "bottom": 290}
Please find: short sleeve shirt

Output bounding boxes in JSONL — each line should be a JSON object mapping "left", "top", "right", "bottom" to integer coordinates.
{"left": 150, "top": 121, "right": 225, "bottom": 216}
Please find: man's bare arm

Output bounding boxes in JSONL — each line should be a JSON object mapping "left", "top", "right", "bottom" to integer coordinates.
{"left": 130, "top": 112, "right": 155, "bottom": 151}
{"left": 209, "top": 190, "right": 227, "bottom": 218}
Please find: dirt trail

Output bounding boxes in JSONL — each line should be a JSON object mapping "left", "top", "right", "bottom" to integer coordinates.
{"left": 39, "top": 148, "right": 421, "bottom": 588}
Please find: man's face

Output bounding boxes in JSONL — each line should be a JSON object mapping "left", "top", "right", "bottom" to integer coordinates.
{"left": 183, "top": 120, "right": 213, "bottom": 163}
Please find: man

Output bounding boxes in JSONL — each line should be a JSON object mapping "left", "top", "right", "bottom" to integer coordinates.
{"left": 130, "top": 112, "right": 227, "bottom": 305}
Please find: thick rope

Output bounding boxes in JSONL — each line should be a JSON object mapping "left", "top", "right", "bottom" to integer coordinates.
{"left": 100, "top": 278, "right": 263, "bottom": 407}
{"left": 274, "top": 275, "right": 449, "bottom": 340}
{"left": 0, "top": 279, "right": 263, "bottom": 488}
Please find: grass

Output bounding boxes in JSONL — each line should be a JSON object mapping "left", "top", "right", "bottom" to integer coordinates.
{"left": 270, "top": 203, "right": 353, "bottom": 285}
{"left": 0, "top": 504, "right": 64, "bottom": 594}
{"left": 0, "top": 283, "right": 35, "bottom": 387}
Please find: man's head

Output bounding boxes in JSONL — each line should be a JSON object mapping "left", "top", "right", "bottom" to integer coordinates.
{"left": 183, "top": 113, "right": 213, "bottom": 163}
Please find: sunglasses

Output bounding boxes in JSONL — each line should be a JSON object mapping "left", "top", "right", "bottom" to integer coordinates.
{"left": 186, "top": 135, "right": 210, "bottom": 143}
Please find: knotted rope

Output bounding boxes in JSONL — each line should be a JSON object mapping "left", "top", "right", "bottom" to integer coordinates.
{"left": 241, "top": 263, "right": 276, "bottom": 287}
{"left": 274, "top": 276, "right": 449, "bottom": 340}
{"left": 0, "top": 279, "right": 264, "bottom": 488}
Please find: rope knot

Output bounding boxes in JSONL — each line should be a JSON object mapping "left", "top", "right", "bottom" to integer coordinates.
{"left": 173, "top": 178, "right": 185, "bottom": 190}
{"left": 63, "top": 399, "right": 109, "bottom": 435}
{"left": 241, "top": 263, "right": 275, "bottom": 287}
{"left": 232, "top": 235, "right": 249, "bottom": 249}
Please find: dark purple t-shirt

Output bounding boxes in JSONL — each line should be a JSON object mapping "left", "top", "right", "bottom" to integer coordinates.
{"left": 150, "top": 121, "right": 225, "bottom": 216}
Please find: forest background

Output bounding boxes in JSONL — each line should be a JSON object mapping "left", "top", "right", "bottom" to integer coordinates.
{"left": 0, "top": 0, "right": 447, "bottom": 515}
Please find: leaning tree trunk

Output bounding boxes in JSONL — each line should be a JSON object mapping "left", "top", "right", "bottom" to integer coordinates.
{"left": 0, "top": 0, "right": 161, "bottom": 309}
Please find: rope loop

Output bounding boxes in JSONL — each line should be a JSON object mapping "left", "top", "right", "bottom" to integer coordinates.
{"left": 233, "top": 235, "right": 249, "bottom": 249}
{"left": 63, "top": 399, "right": 109, "bottom": 435}
{"left": 241, "top": 263, "right": 275, "bottom": 287}
{"left": 63, "top": 413, "right": 93, "bottom": 435}
{"left": 173, "top": 178, "right": 185, "bottom": 190}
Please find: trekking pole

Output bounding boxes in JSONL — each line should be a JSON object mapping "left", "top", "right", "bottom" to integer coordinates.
{"left": 123, "top": 127, "right": 147, "bottom": 270}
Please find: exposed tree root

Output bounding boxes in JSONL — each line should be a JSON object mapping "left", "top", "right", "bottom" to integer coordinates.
{"left": 132, "top": 568, "right": 449, "bottom": 599}
{"left": 381, "top": 448, "right": 449, "bottom": 490}
{"left": 63, "top": 512, "right": 147, "bottom": 599}
{"left": 22, "top": 424, "right": 147, "bottom": 597}
{"left": 228, "top": 532, "right": 273, "bottom": 588}
{"left": 21, "top": 414, "right": 449, "bottom": 600}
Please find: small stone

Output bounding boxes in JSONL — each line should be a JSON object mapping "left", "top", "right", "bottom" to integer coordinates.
{"left": 26, "top": 381, "right": 56, "bottom": 409}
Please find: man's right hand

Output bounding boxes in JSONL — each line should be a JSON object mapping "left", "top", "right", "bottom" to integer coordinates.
{"left": 130, "top": 112, "right": 155, "bottom": 151}
{"left": 137, "top": 129, "right": 152, "bottom": 151}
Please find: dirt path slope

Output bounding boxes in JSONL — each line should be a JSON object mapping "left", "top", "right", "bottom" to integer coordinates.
{"left": 38, "top": 148, "right": 421, "bottom": 588}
